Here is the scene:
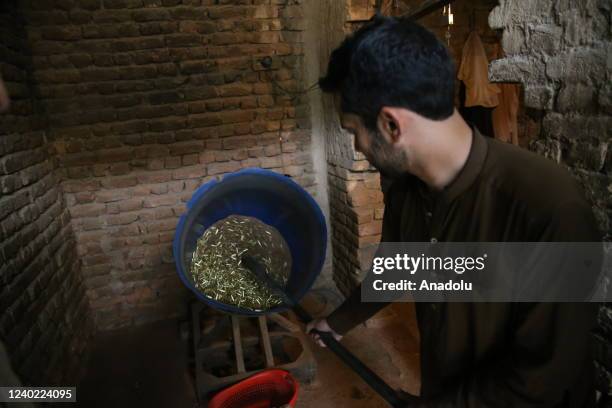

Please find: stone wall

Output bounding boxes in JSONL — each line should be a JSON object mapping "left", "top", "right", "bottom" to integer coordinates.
{"left": 17, "top": 0, "right": 315, "bottom": 330}
{"left": 488, "top": 0, "right": 611, "bottom": 396}
{"left": 0, "top": 3, "right": 93, "bottom": 385}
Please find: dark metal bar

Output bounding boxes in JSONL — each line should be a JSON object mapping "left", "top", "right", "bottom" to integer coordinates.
{"left": 294, "top": 304, "right": 405, "bottom": 408}
{"left": 242, "top": 256, "right": 406, "bottom": 408}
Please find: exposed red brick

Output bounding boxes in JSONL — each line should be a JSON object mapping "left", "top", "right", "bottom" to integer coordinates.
{"left": 172, "top": 165, "right": 207, "bottom": 180}
{"left": 107, "top": 213, "right": 139, "bottom": 225}
{"left": 146, "top": 218, "right": 178, "bottom": 233}
{"left": 95, "top": 189, "right": 131, "bottom": 203}
{"left": 142, "top": 195, "right": 179, "bottom": 208}
{"left": 136, "top": 172, "right": 172, "bottom": 184}
{"left": 207, "top": 161, "right": 241, "bottom": 175}
{"left": 69, "top": 203, "right": 107, "bottom": 218}
{"left": 101, "top": 176, "right": 138, "bottom": 189}
{"left": 75, "top": 192, "right": 96, "bottom": 204}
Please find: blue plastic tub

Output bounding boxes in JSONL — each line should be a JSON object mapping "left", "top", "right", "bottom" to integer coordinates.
{"left": 173, "top": 168, "right": 327, "bottom": 315}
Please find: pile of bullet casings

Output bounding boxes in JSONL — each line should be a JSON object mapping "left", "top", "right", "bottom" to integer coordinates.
{"left": 190, "top": 215, "right": 292, "bottom": 311}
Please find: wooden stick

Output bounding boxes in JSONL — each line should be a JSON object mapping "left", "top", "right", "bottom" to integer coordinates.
{"left": 258, "top": 316, "right": 275, "bottom": 368}
{"left": 231, "top": 316, "right": 246, "bottom": 373}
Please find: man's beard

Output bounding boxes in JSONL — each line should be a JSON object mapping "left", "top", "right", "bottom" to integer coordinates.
{"left": 367, "top": 129, "right": 408, "bottom": 179}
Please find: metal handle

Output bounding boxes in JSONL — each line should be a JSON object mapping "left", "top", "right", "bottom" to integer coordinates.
{"left": 294, "top": 304, "right": 405, "bottom": 408}
{"left": 241, "top": 256, "right": 405, "bottom": 408}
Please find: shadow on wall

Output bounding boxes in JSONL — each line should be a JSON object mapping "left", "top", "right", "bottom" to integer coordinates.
{"left": 0, "top": 3, "right": 94, "bottom": 386}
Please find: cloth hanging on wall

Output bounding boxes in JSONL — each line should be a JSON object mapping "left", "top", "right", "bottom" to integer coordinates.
{"left": 457, "top": 31, "right": 500, "bottom": 108}
{"left": 457, "top": 31, "right": 500, "bottom": 138}
{"left": 492, "top": 43, "right": 520, "bottom": 145}
{"left": 459, "top": 82, "right": 495, "bottom": 138}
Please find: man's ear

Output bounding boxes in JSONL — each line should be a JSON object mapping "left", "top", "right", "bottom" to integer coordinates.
{"left": 377, "top": 107, "right": 402, "bottom": 144}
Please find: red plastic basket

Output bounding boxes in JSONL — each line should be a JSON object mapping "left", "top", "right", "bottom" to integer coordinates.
{"left": 208, "top": 369, "right": 299, "bottom": 408}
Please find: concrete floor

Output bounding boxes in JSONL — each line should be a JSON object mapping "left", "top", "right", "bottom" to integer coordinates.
{"left": 74, "top": 302, "right": 420, "bottom": 408}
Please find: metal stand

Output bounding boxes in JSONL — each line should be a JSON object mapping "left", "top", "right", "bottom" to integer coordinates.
{"left": 190, "top": 302, "right": 316, "bottom": 405}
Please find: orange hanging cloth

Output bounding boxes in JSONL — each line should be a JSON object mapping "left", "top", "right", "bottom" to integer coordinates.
{"left": 457, "top": 31, "right": 500, "bottom": 108}
{"left": 491, "top": 43, "right": 520, "bottom": 145}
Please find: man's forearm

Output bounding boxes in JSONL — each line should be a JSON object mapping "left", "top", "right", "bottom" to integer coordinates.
{"left": 327, "top": 283, "right": 391, "bottom": 335}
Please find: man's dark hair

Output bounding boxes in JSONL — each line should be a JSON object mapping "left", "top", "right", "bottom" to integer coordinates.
{"left": 319, "top": 15, "right": 455, "bottom": 130}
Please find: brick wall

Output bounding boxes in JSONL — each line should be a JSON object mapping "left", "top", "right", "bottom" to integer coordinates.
{"left": 14, "top": 0, "right": 315, "bottom": 330}
{"left": 328, "top": 165, "right": 384, "bottom": 295}
{"left": 488, "top": 0, "right": 611, "bottom": 396}
{"left": 0, "top": 3, "right": 93, "bottom": 385}
{"left": 308, "top": 1, "right": 387, "bottom": 296}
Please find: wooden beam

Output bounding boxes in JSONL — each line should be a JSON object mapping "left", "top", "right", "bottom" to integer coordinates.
{"left": 402, "top": 0, "right": 456, "bottom": 20}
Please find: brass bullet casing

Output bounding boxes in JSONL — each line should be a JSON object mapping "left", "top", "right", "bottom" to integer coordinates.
{"left": 189, "top": 215, "right": 292, "bottom": 311}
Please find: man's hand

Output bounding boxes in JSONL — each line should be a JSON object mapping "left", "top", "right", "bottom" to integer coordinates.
{"left": 305, "top": 318, "right": 342, "bottom": 347}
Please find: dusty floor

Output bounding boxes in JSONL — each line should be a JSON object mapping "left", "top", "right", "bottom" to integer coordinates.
{"left": 75, "top": 319, "right": 198, "bottom": 408}
{"left": 74, "top": 302, "right": 420, "bottom": 408}
{"left": 297, "top": 302, "right": 420, "bottom": 407}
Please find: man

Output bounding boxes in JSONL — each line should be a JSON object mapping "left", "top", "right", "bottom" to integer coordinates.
{"left": 306, "top": 16, "right": 601, "bottom": 407}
